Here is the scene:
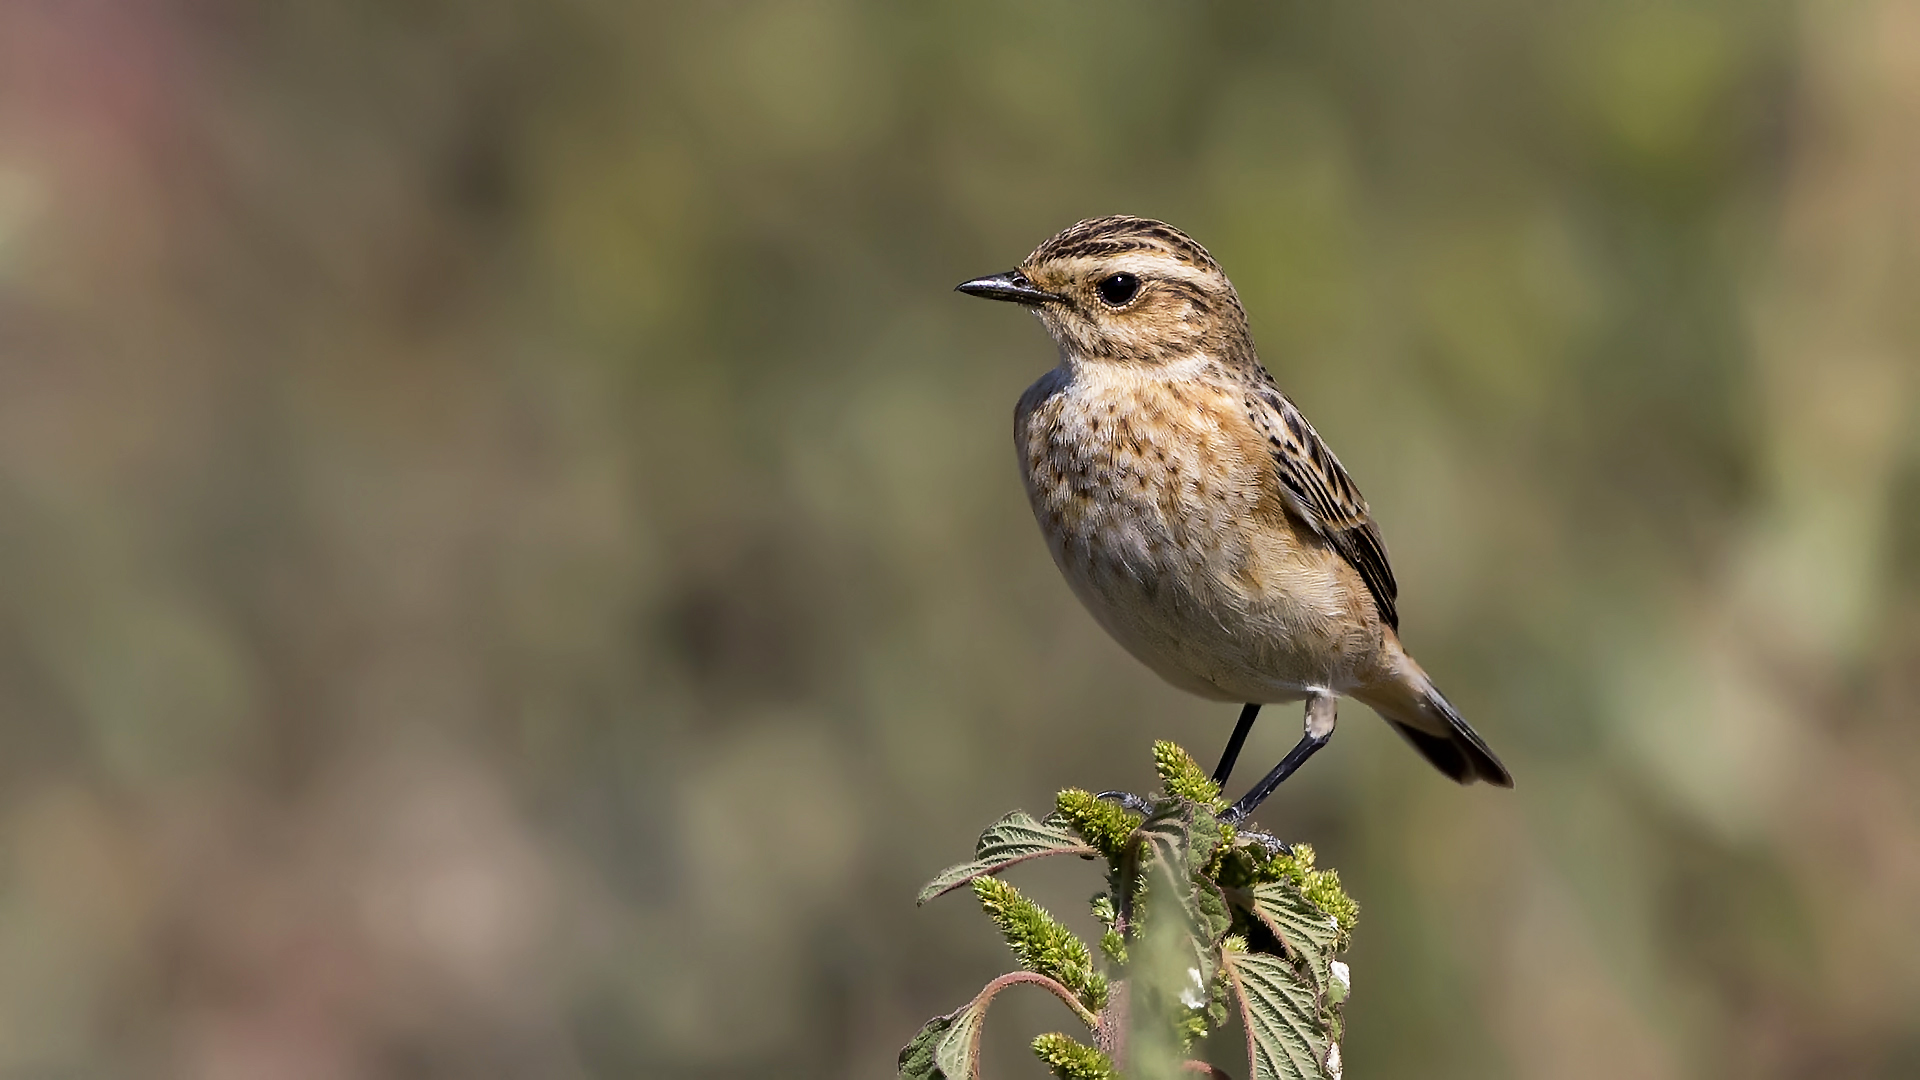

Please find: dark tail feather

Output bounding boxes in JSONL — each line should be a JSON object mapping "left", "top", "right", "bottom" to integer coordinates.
{"left": 1358, "top": 642, "right": 1514, "bottom": 787}
{"left": 1389, "top": 685, "right": 1512, "bottom": 787}
{"left": 1386, "top": 715, "right": 1512, "bottom": 786}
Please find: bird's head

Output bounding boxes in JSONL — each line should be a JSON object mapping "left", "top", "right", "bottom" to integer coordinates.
{"left": 957, "top": 216, "right": 1253, "bottom": 367}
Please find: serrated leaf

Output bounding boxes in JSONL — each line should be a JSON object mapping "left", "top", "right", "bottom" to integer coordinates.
{"left": 1248, "top": 881, "right": 1342, "bottom": 990}
{"left": 1223, "top": 948, "right": 1336, "bottom": 1080}
{"left": 917, "top": 811, "right": 1095, "bottom": 904}
{"left": 1249, "top": 883, "right": 1341, "bottom": 954}
{"left": 1127, "top": 800, "right": 1236, "bottom": 1068}
{"left": 898, "top": 972, "right": 1100, "bottom": 1080}
{"left": 1136, "top": 802, "right": 1223, "bottom": 879}
{"left": 1137, "top": 803, "right": 1232, "bottom": 951}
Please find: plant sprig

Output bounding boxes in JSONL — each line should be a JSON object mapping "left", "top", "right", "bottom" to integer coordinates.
{"left": 900, "top": 742, "right": 1358, "bottom": 1080}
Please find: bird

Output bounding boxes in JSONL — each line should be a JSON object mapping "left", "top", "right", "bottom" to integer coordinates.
{"left": 957, "top": 215, "right": 1512, "bottom": 822}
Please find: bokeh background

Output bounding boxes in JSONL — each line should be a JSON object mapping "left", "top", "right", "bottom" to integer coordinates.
{"left": 2, "top": 1, "right": 1918, "bottom": 1077}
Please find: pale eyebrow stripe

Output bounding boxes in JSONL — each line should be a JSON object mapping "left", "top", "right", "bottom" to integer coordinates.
{"left": 1052, "top": 253, "right": 1218, "bottom": 287}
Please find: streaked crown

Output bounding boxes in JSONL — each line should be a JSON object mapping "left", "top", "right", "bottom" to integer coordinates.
{"left": 1020, "top": 216, "right": 1253, "bottom": 367}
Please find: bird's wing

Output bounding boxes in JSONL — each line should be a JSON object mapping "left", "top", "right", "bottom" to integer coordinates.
{"left": 1248, "top": 380, "right": 1399, "bottom": 630}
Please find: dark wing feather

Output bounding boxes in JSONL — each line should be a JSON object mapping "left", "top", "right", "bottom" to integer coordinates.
{"left": 1247, "top": 382, "right": 1399, "bottom": 630}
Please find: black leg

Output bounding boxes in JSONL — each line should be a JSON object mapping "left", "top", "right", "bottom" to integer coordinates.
{"left": 1213, "top": 703, "right": 1261, "bottom": 785}
{"left": 1222, "top": 730, "right": 1331, "bottom": 824}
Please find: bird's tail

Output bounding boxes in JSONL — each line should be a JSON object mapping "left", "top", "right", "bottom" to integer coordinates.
{"left": 1354, "top": 638, "right": 1513, "bottom": 787}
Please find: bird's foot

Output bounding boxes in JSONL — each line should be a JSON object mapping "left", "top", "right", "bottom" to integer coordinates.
{"left": 1100, "top": 791, "right": 1293, "bottom": 856}
{"left": 1094, "top": 790, "right": 1157, "bottom": 816}
{"left": 1230, "top": 824, "right": 1293, "bottom": 857}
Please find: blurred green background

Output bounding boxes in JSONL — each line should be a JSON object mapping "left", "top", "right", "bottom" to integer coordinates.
{"left": 2, "top": 1, "right": 1918, "bottom": 1077}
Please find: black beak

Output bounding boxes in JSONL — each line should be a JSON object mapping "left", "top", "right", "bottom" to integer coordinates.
{"left": 955, "top": 270, "right": 1060, "bottom": 307}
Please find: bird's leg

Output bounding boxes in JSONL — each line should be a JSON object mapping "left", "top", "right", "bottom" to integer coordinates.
{"left": 1212, "top": 703, "right": 1261, "bottom": 786}
{"left": 1101, "top": 700, "right": 1272, "bottom": 818}
{"left": 1222, "top": 693, "right": 1336, "bottom": 825}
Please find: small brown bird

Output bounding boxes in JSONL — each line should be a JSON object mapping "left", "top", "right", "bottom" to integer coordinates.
{"left": 958, "top": 216, "right": 1512, "bottom": 821}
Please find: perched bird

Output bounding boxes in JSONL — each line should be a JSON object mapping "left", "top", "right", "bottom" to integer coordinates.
{"left": 958, "top": 216, "right": 1512, "bottom": 821}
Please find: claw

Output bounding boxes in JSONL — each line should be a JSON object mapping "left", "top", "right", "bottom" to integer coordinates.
{"left": 1095, "top": 790, "right": 1157, "bottom": 816}
{"left": 1233, "top": 826, "right": 1293, "bottom": 857}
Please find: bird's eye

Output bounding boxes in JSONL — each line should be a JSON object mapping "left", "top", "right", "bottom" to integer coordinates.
{"left": 1096, "top": 272, "right": 1140, "bottom": 307}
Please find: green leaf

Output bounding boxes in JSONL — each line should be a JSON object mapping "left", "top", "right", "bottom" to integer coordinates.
{"left": 1249, "top": 881, "right": 1341, "bottom": 985}
{"left": 917, "top": 811, "right": 1095, "bottom": 904}
{"left": 1222, "top": 943, "right": 1338, "bottom": 1080}
{"left": 1249, "top": 844, "right": 1357, "bottom": 946}
{"left": 1136, "top": 802, "right": 1224, "bottom": 881}
{"left": 1126, "top": 800, "right": 1237, "bottom": 1069}
{"left": 1136, "top": 802, "right": 1232, "bottom": 950}
{"left": 898, "top": 972, "right": 1100, "bottom": 1080}
{"left": 898, "top": 1007, "right": 974, "bottom": 1080}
